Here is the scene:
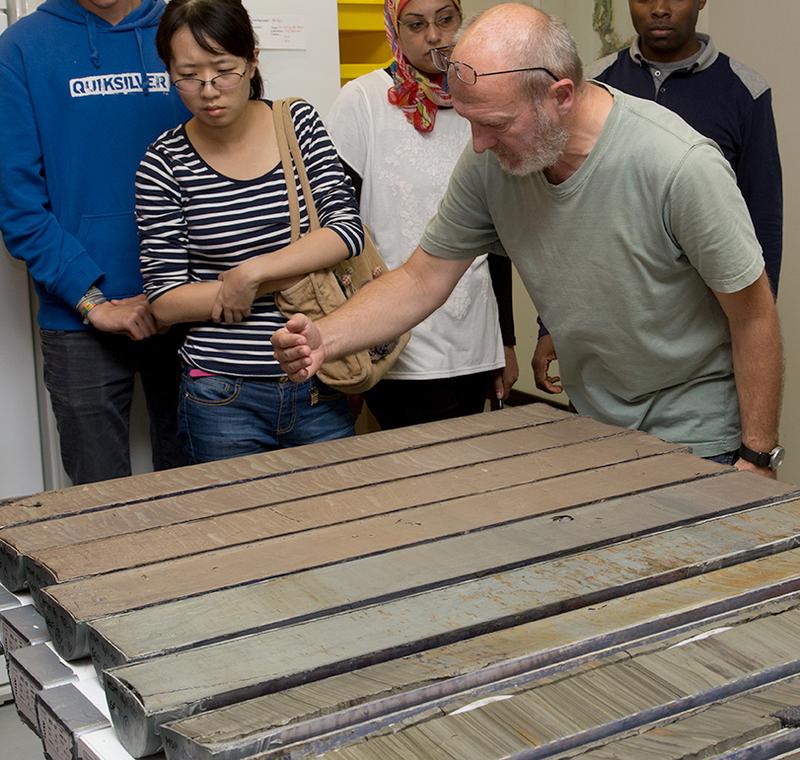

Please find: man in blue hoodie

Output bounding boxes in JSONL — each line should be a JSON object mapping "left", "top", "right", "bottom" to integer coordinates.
{"left": 0, "top": 0, "right": 189, "bottom": 484}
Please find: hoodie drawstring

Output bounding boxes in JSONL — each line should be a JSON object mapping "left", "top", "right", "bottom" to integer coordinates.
{"left": 86, "top": 14, "right": 100, "bottom": 68}
{"left": 79, "top": 5, "right": 154, "bottom": 93}
{"left": 134, "top": 25, "right": 150, "bottom": 94}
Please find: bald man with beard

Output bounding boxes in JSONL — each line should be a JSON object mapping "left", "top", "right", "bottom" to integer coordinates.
{"left": 273, "top": 3, "right": 784, "bottom": 478}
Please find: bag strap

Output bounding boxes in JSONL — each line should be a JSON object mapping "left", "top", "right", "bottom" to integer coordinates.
{"left": 281, "top": 98, "right": 321, "bottom": 231}
{"left": 272, "top": 98, "right": 320, "bottom": 242}
{"left": 272, "top": 98, "right": 301, "bottom": 242}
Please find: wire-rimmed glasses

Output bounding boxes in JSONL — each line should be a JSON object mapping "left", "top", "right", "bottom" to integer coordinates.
{"left": 397, "top": 11, "right": 461, "bottom": 35}
{"left": 430, "top": 47, "right": 558, "bottom": 85}
{"left": 171, "top": 69, "right": 247, "bottom": 94}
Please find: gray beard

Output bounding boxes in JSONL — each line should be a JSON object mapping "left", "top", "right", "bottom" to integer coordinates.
{"left": 495, "top": 106, "right": 570, "bottom": 177}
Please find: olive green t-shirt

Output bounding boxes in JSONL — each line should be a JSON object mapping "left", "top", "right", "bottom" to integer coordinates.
{"left": 421, "top": 86, "right": 764, "bottom": 456}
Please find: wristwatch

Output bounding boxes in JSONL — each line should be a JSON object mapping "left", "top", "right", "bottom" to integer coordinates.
{"left": 738, "top": 443, "right": 785, "bottom": 471}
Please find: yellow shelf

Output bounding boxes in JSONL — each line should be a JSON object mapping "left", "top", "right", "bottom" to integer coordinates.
{"left": 340, "top": 61, "right": 393, "bottom": 82}
{"left": 339, "top": 4, "right": 385, "bottom": 32}
{"left": 338, "top": 0, "right": 392, "bottom": 85}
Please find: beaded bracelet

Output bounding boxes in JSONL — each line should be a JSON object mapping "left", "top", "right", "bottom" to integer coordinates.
{"left": 76, "top": 286, "right": 108, "bottom": 324}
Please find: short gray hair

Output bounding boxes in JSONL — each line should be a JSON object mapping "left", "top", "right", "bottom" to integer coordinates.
{"left": 522, "top": 13, "right": 583, "bottom": 98}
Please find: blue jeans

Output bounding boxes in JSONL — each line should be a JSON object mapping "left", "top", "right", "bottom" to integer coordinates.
{"left": 705, "top": 450, "right": 739, "bottom": 465}
{"left": 178, "top": 371, "right": 355, "bottom": 464}
{"left": 40, "top": 328, "right": 186, "bottom": 485}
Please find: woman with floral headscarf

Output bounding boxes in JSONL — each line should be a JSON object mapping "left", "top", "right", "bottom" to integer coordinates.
{"left": 327, "top": 0, "right": 518, "bottom": 430}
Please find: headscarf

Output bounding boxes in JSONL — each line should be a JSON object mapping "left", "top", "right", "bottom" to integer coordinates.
{"left": 385, "top": 0, "right": 462, "bottom": 133}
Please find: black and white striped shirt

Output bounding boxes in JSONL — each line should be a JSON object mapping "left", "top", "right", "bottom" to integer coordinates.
{"left": 136, "top": 100, "right": 363, "bottom": 377}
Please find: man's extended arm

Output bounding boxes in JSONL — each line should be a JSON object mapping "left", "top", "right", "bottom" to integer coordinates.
{"left": 272, "top": 247, "right": 472, "bottom": 381}
{"left": 714, "top": 271, "right": 783, "bottom": 478}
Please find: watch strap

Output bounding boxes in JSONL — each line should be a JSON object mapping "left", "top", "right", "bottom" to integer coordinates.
{"left": 738, "top": 444, "right": 775, "bottom": 469}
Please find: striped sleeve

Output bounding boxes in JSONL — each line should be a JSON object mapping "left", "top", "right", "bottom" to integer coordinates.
{"left": 290, "top": 100, "right": 364, "bottom": 258}
{"left": 135, "top": 132, "right": 191, "bottom": 303}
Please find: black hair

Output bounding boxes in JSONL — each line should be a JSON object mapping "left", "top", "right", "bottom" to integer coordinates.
{"left": 156, "top": 0, "right": 263, "bottom": 100}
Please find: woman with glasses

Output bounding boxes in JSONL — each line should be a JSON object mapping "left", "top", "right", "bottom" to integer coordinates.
{"left": 326, "top": 0, "right": 518, "bottom": 430}
{"left": 135, "top": 0, "right": 363, "bottom": 463}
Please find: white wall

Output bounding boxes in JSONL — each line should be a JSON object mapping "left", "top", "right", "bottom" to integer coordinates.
{"left": 0, "top": 243, "right": 44, "bottom": 497}
{"left": 0, "top": 1, "right": 46, "bottom": 497}
{"left": 245, "top": 0, "right": 341, "bottom": 118}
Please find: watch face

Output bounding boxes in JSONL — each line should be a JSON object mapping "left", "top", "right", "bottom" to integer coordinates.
{"left": 770, "top": 446, "right": 786, "bottom": 470}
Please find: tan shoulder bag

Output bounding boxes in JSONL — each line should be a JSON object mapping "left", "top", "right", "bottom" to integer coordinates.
{"left": 272, "top": 97, "right": 410, "bottom": 395}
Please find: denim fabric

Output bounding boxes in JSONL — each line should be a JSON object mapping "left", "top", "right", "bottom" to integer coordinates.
{"left": 39, "top": 328, "right": 186, "bottom": 485}
{"left": 364, "top": 371, "right": 494, "bottom": 430}
{"left": 704, "top": 450, "right": 739, "bottom": 465}
{"left": 179, "top": 371, "right": 355, "bottom": 464}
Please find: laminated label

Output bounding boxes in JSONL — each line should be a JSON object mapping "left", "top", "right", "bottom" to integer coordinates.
{"left": 8, "top": 659, "right": 37, "bottom": 727}
{"left": 38, "top": 704, "right": 75, "bottom": 760}
{"left": 1, "top": 619, "right": 26, "bottom": 654}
